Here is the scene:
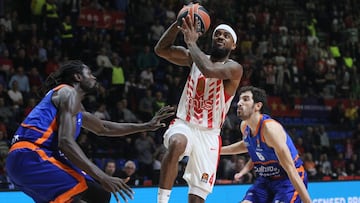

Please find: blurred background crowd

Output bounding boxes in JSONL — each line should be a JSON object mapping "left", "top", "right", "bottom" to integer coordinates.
{"left": 0, "top": 0, "right": 359, "bottom": 189}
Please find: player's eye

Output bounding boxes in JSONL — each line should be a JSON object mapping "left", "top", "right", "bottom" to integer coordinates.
{"left": 224, "top": 33, "right": 231, "bottom": 39}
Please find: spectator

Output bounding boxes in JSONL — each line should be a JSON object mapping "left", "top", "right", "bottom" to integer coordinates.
{"left": 138, "top": 88, "right": 155, "bottom": 121}
{"left": 60, "top": 15, "right": 74, "bottom": 58}
{"left": 0, "top": 84, "right": 10, "bottom": 105}
{"left": 344, "top": 138, "right": 354, "bottom": 160}
{"left": 107, "top": 55, "right": 126, "bottom": 102}
{"left": 23, "top": 98, "right": 36, "bottom": 117}
{"left": 96, "top": 47, "right": 113, "bottom": 69}
{"left": 295, "top": 137, "right": 306, "bottom": 156}
{"left": 332, "top": 152, "right": 346, "bottom": 172}
{"left": 153, "top": 91, "right": 166, "bottom": 113}
{"left": 37, "top": 39, "right": 47, "bottom": 64}
{"left": 136, "top": 45, "right": 158, "bottom": 70}
{"left": 318, "top": 125, "right": 331, "bottom": 153}
{"left": 104, "top": 159, "right": 117, "bottom": 177}
{"left": 345, "top": 100, "right": 358, "bottom": 128}
{"left": 0, "top": 12, "right": 13, "bottom": 33}
{"left": 139, "top": 67, "right": 154, "bottom": 87}
{"left": 7, "top": 80, "right": 23, "bottom": 108}
{"left": 346, "top": 154, "right": 360, "bottom": 176}
{"left": 13, "top": 48, "right": 32, "bottom": 72}
{"left": 134, "top": 131, "right": 156, "bottom": 181}
{"left": 303, "top": 152, "right": 317, "bottom": 179}
{"left": 0, "top": 97, "right": 13, "bottom": 124}
{"left": 329, "top": 101, "right": 346, "bottom": 127}
{"left": 27, "top": 67, "right": 43, "bottom": 88}
{"left": 116, "top": 160, "right": 139, "bottom": 186}
{"left": 42, "top": 0, "right": 60, "bottom": 39}
{"left": 0, "top": 49, "right": 14, "bottom": 79}
{"left": 262, "top": 58, "right": 276, "bottom": 95}
{"left": 111, "top": 99, "right": 139, "bottom": 123}
{"left": 149, "top": 19, "right": 165, "bottom": 45}
{"left": 8, "top": 66, "right": 30, "bottom": 94}
{"left": 0, "top": 131, "right": 9, "bottom": 157}
{"left": 93, "top": 103, "right": 111, "bottom": 121}
{"left": 318, "top": 153, "right": 332, "bottom": 176}
{"left": 44, "top": 54, "right": 60, "bottom": 76}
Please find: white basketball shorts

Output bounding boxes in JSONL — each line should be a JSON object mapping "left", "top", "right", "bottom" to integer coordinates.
{"left": 163, "top": 118, "right": 221, "bottom": 200}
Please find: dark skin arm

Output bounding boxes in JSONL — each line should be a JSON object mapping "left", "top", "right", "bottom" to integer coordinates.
{"left": 81, "top": 105, "right": 174, "bottom": 137}
{"left": 154, "top": 22, "right": 191, "bottom": 67}
{"left": 53, "top": 86, "right": 133, "bottom": 203}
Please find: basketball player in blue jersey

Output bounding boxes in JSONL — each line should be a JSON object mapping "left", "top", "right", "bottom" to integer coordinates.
{"left": 155, "top": 13, "right": 243, "bottom": 203}
{"left": 5, "top": 60, "right": 174, "bottom": 203}
{"left": 221, "top": 86, "right": 311, "bottom": 203}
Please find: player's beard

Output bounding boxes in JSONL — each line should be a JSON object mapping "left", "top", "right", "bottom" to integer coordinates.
{"left": 237, "top": 104, "right": 255, "bottom": 120}
{"left": 210, "top": 46, "right": 231, "bottom": 60}
{"left": 80, "top": 81, "right": 98, "bottom": 94}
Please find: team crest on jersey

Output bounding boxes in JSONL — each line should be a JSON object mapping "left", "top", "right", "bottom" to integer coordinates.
{"left": 200, "top": 173, "right": 209, "bottom": 183}
{"left": 196, "top": 77, "right": 206, "bottom": 92}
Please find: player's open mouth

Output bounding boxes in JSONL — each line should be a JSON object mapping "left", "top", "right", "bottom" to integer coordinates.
{"left": 216, "top": 42, "right": 224, "bottom": 46}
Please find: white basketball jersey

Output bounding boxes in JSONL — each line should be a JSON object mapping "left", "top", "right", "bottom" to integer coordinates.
{"left": 177, "top": 62, "right": 234, "bottom": 129}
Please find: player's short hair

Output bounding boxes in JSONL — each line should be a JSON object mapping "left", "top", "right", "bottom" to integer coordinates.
{"left": 238, "top": 86, "right": 270, "bottom": 114}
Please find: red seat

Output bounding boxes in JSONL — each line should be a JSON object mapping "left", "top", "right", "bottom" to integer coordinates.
{"left": 215, "top": 179, "right": 233, "bottom": 184}
{"left": 338, "top": 176, "right": 354, "bottom": 180}
{"left": 322, "top": 176, "right": 331, "bottom": 181}
{"left": 143, "top": 180, "right": 153, "bottom": 186}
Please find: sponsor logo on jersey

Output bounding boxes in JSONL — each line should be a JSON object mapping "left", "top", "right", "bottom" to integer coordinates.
{"left": 186, "top": 96, "right": 214, "bottom": 110}
{"left": 254, "top": 165, "right": 281, "bottom": 177}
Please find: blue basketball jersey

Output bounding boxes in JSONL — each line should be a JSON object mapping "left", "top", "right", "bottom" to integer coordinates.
{"left": 6, "top": 84, "right": 89, "bottom": 203}
{"left": 13, "top": 84, "right": 83, "bottom": 149}
{"left": 243, "top": 114, "right": 303, "bottom": 178}
{"left": 241, "top": 114, "right": 307, "bottom": 203}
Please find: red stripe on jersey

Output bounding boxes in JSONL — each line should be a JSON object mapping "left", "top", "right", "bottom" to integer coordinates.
{"left": 186, "top": 76, "right": 194, "bottom": 122}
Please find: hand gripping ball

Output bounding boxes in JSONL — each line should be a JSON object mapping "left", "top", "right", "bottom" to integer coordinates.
{"left": 177, "top": 2, "right": 211, "bottom": 34}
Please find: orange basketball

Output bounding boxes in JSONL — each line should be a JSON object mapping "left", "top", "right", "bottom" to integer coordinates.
{"left": 177, "top": 3, "right": 211, "bottom": 34}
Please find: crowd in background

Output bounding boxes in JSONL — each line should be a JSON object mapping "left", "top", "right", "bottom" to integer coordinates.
{"left": 0, "top": 0, "right": 359, "bottom": 189}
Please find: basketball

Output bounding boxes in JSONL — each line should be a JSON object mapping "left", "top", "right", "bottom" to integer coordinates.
{"left": 177, "top": 3, "right": 211, "bottom": 34}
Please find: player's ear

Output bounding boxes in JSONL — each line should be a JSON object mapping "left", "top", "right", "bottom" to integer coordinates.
{"left": 255, "top": 102, "right": 263, "bottom": 112}
{"left": 231, "top": 42, "right": 237, "bottom": 50}
{"left": 73, "top": 73, "right": 82, "bottom": 82}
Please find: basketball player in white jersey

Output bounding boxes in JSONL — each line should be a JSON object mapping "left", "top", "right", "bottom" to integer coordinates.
{"left": 155, "top": 14, "right": 243, "bottom": 203}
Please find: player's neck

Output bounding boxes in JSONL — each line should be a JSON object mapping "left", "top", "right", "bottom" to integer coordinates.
{"left": 210, "top": 56, "right": 229, "bottom": 63}
{"left": 246, "top": 113, "right": 262, "bottom": 133}
{"left": 73, "top": 83, "right": 86, "bottom": 98}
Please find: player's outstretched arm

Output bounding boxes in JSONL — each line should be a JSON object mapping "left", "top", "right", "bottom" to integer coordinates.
{"left": 82, "top": 105, "right": 175, "bottom": 137}
{"left": 221, "top": 140, "right": 248, "bottom": 155}
{"left": 221, "top": 121, "right": 248, "bottom": 155}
